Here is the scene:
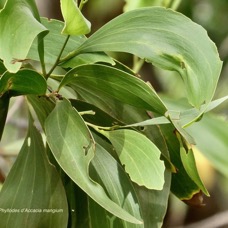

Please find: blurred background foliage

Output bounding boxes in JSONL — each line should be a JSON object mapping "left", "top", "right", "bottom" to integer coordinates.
{"left": 0, "top": 0, "right": 227, "bottom": 227}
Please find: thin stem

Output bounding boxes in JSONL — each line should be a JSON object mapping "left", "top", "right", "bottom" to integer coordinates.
{"left": 59, "top": 0, "right": 89, "bottom": 64}
{"left": 79, "top": 110, "right": 95, "bottom": 116}
{"left": 132, "top": 56, "right": 144, "bottom": 73}
{"left": 169, "top": 0, "right": 182, "bottom": 10}
{"left": 59, "top": 49, "right": 79, "bottom": 64}
{"left": 85, "top": 122, "right": 113, "bottom": 132}
{"left": 79, "top": 0, "right": 88, "bottom": 10}
{"left": 40, "top": 56, "right": 47, "bottom": 78}
{"left": 46, "top": 35, "right": 70, "bottom": 78}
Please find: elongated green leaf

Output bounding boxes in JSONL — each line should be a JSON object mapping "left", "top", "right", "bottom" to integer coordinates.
{"left": 0, "top": 93, "right": 9, "bottom": 141}
{"left": 60, "top": 52, "right": 115, "bottom": 68}
{"left": 167, "top": 96, "right": 228, "bottom": 127}
{"left": 159, "top": 124, "right": 205, "bottom": 204}
{"left": 123, "top": 116, "right": 170, "bottom": 128}
{"left": 176, "top": 132, "right": 209, "bottom": 196}
{"left": 59, "top": 64, "right": 167, "bottom": 114}
{"left": 204, "top": 96, "right": 228, "bottom": 113}
{"left": 45, "top": 99, "right": 142, "bottom": 224}
{"left": 76, "top": 7, "right": 222, "bottom": 109}
{"left": 90, "top": 143, "right": 143, "bottom": 227}
{"left": 101, "top": 129, "right": 165, "bottom": 190}
{"left": 60, "top": 0, "right": 91, "bottom": 35}
{"left": 180, "top": 147, "right": 209, "bottom": 196}
{"left": 0, "top": 69, "right": 47, "bottom": 97}
{"left": 0, "top": 0, "right": 48, "bottom": 72}
{"left": 0, "top": 116, "right": 68, "bottom": 227}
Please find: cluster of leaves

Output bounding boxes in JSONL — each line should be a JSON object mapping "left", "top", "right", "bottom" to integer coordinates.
{"left": 0, "top": 0, "right": 227, "bottom": 227}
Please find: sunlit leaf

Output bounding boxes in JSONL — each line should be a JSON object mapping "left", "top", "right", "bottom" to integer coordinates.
{"left": 101, "top": 129, "right": 165, "bottom": 190}
{"left": 58, "top": 64, "right": 167, "bottom": 115}
{"left": 0, "top": 0, "right": 48, "bottom": 72}
{"left": 0, "top": 69, "right": 47, "bottom": 97}
{"left": 45, "top": 99, "right": 142, "bottom": 224}
{"left": 60, "top": 0, "right": 91, "bottom": 35}
{"left": 0, "top": 116, "right": 68, "bottom": 227}
{"left": 76, "top": 7, "right": 222, "bottom": 110}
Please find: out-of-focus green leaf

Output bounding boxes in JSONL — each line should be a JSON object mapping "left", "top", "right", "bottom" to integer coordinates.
{"left": 45, "top": 99, "right": 142, "bottom": 224}
{"left": 101, "top": 129, "right": 165, "bottom": 190}
{"left": 60, "top": 0, "right": 91, "bottom": 35}
{"left": 58, "top": 64, "right": 167, "bottom": 115}
{"left": 0, "top": 0, "right": 48, "bottom": 72}
{"left": 0, "top": 116, "right": 68, "bottom": 227}
{"left": 0, "top": 69, "right": 47, "bottom": 97}
{"left": 187, "top": 114, "right": 228, "bottom": 177}
{"left": 0, "top": 93, "right": 9, "bottom": 141}
{"left": 76, "top": 7, "right": 222, "bottom": 110}
{"left": 89, "top": 143, "right": 143, "bottom": 227}
{"left": 124, "top": 0, "right": 181, "bottom": 11}
{"left": 204, "top": 96, "right": 228, "bottom": 112}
